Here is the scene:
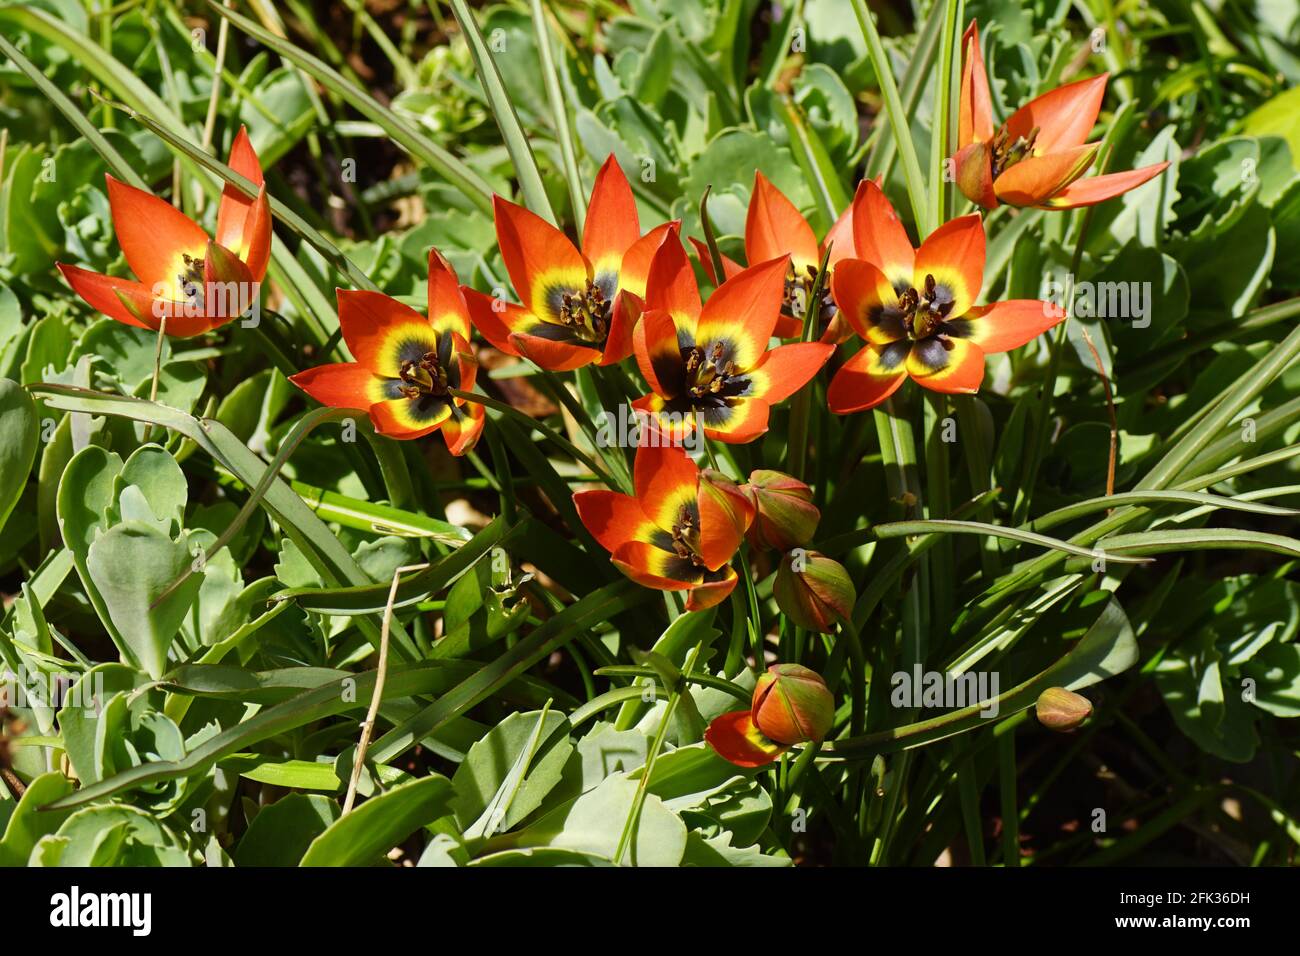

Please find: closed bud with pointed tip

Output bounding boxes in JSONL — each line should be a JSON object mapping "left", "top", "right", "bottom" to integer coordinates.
{"left": 774, "top": 550, "right": 854, "bottom": 633}
{"left": 1035, "top": 687, "right": 1092, "bottom": 731}
{"left": 742, "top": 469, "right": 820, "bottom": 551}
{"left": 752, "top": 663, "right": 834, "bottom": 745}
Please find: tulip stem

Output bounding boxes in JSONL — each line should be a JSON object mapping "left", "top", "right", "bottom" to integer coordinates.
{"left": 142, "top": 315, "right": 167, "bottom": 444}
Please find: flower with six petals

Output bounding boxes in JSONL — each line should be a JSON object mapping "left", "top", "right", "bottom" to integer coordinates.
{"left": 464, "top": 155, "right": 677, "bottom": 370}
{"left": 289, "top": 250, "right": 485, "bottom": 452}
{"left": 952, "top": 21, "right": 1169, "bottom": 209}
{"left": 631, "top": 238, "right": 834, "bottom": 443}
{"left": 57, "top": 126, "right": 271, "bottom": 338}
{"left": 826, "top": 181, "right": 1064, "bottom": 413}
{"left": 573, "top": 440, "right": 754, "bottom": 611}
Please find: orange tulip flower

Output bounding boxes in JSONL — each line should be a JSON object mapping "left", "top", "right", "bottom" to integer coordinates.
{"left": 631, "top": 238, "right": 833, "bottom": 443}
{"left": 952, "top": 21, "right": 1169, "bottom": 209}
{"left": 827, "top": 181, "right": 1064, "bottom": 413}
{"left": 289, "top": 251, "right": 485, "bottom": 452}
{"left": 57, "top": 126, "right": 271, "bottom": 337}
{"left": 464, "top": 155, "right": 678, "bottom": 370}
{"left": 573, "top": 440, "right": 754, "bottom": 611}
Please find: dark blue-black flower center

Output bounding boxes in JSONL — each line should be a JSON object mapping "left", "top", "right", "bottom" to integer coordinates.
{"left": 682, "top": 342, "right": 747, "bottom": 406}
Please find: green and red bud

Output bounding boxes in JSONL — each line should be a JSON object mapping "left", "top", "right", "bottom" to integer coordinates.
{"left": 773, "top": 549, "right": 855, "bottom": 633}
{"left": 752, "top": 663, "right": 835, "bottom": 745}
{"left": 705, "top": 663, "right": 835, "bottom": 767}
{"left": 742, "top": 469, "right": 820, "bottom": 551}
{"left": 1035, "top": 687, "right": 1092, "bottom": 732}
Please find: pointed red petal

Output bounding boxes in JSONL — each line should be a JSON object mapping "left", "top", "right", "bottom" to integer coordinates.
{"left": 747, "top": 341, "right": 834, "bottom": 405}
{"left": 914, "top": 214, "right": 986, "bottom": 318}
{"left": 573, "top": 489, "right": 656, "bottom": 555}
{"left": 826, "top": 343, "right": 909, "bottom": 413}
{"left": 746, "top": 171, "right": 819, "bottom": 273}
{"left": 830, "top": 258, "right": 906, "bottom": 344}
{"left": 906, "top": 337, "right": 986, "bottom": 395}
{"left": 583, "top": 154, "right": 640, "bottom": 281}
{"left": 337, "top": 289, "right": 435, "bottom": 375}
{"left": 958, "top": 21, "right": 995, "bottom": 147}
{"left": 645, "top": 234, "right": 702, "bottom": 331}
{"left": 705, "top": 710, "right": 788, "bottom": 767}
{"left": 687, "top": 236, "right": 743, "bottom": 286}
{"left": 58, "top": 262, "right": 154, "bottom": 330}
{"left": 620, "top": 221, "right": 679, "bottom": 298}
{"left": 850, "top": 179, "right": 915, "bottom": 285}
{"left": 509, "top": 331, "right": 600, "bottom": 371}
{"left": 1004, "top": 73, "right": 1108, "bottom": 156}
{"left": 216, "top": 126, "right": 266, "bottom": 258}
{"left": 695, "top": 255, "right": 789, "bottom": 370}
{"left": 684, "top": 568, "right": 739, "bottom": 611}
{"left": 952, "top": 299, "right": 1065, "bottom": 353}
{"left": 427, "top": 249, "right": 471, "bottom": 340}
{"left": 994, "top": 144, "right": 1099, "bottom": 208}
{"left": 1039, "top": 162, "right": 1171, "bottom": 209}
{"left": 106, "top": 175, "right": 208, "bottom": 290}
{"left": 289, "top": 362, "right": 386, "bottom": 408}
{"left": 493, "top": 194, "right": 588, "bottom": 319}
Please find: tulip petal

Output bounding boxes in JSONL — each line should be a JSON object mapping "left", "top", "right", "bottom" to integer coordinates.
{"left": 620, "top": 221, "right": 679, "bottom": 298}
{"left": 634, "top": 441, "right": 700, "bottom": 536}
{"left": 428, "top": 249, "right": 471, "bottom": 340}
{"left": 699, "top": 396, "right": 770, "bottom": 444}
{"left": 216, "top": 126, "right": 266, "bottom": 261}
{"left": 914, "top": 214, "right": 985, "bottom": 318}
{"left": 687, "top": 236, "right": 742, "bottom": 286}
{"left": 337, "top": 289, "right": 437, "bottom": 376}
{"left": 948, "top": 299, "right": 1065, "bottom": 353}
{"left": 57, "top": 262, "right": 155, "bottom": 331}
{"left": 906, "top": 337, "right": 986, "bottom": 394}
{"left": 440, "top": 400, "right": 486, "bottom": 456}
{"left": 239, "top": 186, "right": 272, "bottom": 282}
{"left": 746, "top": 172, "right": 820, "bottom": 273}
{"left": 1004, "top": 73, "right": 1108, "bottom": 156}
{"left": 646, "top": 234, "right": 703, "bottom": 332}
{"left": 610, "top": 540, "right": 700, "bottom": 591}
{"left": 994, "top": 144, "right": 1099, "bottom": 208}
{"left": 695, "top": 255, "right": 789, "bottom": 371}
{"left": 747, "top": 341, "right": 834, "bottom": 404}
{"left": 493, "top": 194, "right": 589, "bottom": 322}
{"left": 705, "top": 710, "right": 788, "bottom": 767}
{"left": 631, "top": 394, "right": 698, "bottom": 444}
{"left": 573, "top": 489, "right": 658, "bottom": 555}
{"left": 105, "top": 175, "right": 209, "bottom": 292}
{"left": 850, "top": 179, "right": 915, "bottom": 286}
{"left": 958, "top": 21, "right": 995, "bottom": 146}
{"left": 1038, "top": 162, "right": 1172, "bottom": 209}
{"left": 463, "top": 287, "right": 533, "bottom": 357}
{"left": 831, "top": 258, "right": 907, "bottom": 344}
{"left": 368, "top": 393, "right": 455, "bottom": 440}
{"left": 289, "top": 362, "right": 392, "bottom": 408}
{"left": 953, "top": 141, "right": 998, "bottom": 210}
{"left": 822, "top": 191, "right": 858, "bottom": 270}
{"left": 634, "top": 308, "right": 687, "bottom": 399}
{"left": 599, "top": 291, "right": 639, "bottom": 366}
{"left": 826, "top": 342, "right": 909, "bottom": 413}
{"left": 683, "top": 566, "right": 739, "bottom": 611}
{"left": 582, "top": 155, "right": 641, "bottom": 287}
{"left": 509, "top": 330, "right": 601, "bottom": 371}
{"left": 697, "top": 477, "right": 753, "bottom": 571}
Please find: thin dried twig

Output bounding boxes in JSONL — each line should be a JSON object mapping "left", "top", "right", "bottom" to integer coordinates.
{"left": 341, "top": 562, "right": 428, "bottom": 815}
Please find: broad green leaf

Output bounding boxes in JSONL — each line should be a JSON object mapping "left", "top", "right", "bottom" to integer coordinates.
{"left": 300, "top": 775, "right": 454, "bottom": 867}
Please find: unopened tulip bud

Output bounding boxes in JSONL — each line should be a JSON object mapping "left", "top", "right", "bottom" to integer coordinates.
{"left": 774, "top": 549, "right": 854, "bottom": 633}
{"left": 1035, "top": 687, "right": 1092, "bottom": 731}
{"left": 742, "top": 469, "right": 820, "bottom": 551}
{"left": 752, "top": 663, "right": 834, "bottom": 745}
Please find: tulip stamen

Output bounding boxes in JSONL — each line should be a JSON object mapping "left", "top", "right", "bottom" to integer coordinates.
{"left": 898, "top": 273, "right": 955, "bottom": 341}
{"left": 990, "top": 125, "right": 1040, "bottom": 178}
{"left": 683, "top": 342, "right": 745, "bottom": 404}
{"left": 670, "top": 513, "right": 705, "bottom": 567}
{"left": 177, "top": 254, "right": 206, "bottom": 310}
{"left": 558, "top": 279, "right": 612, "bottom": 344}
{"left": 781, "top": 263, "right": 837, "bottom": 331}
{"left": 397, "top": 346, "right": 450, "bottom": 400}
